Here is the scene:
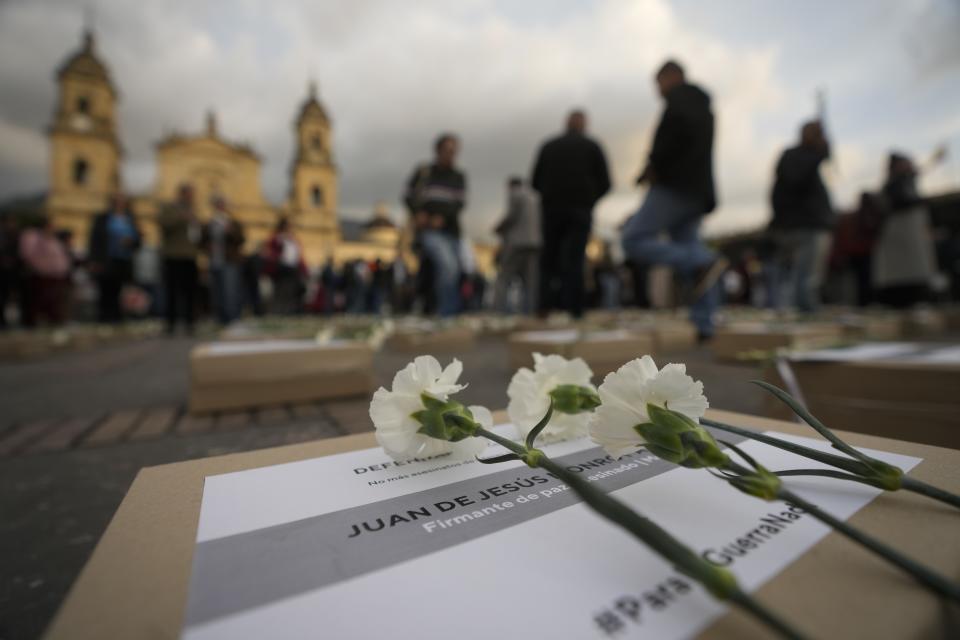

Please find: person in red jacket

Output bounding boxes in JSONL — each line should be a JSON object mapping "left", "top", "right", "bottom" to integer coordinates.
{"left": 262, "top": 217, "right": 307, "bottom": 314}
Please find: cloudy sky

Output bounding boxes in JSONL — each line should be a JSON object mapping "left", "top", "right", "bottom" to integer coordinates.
{"left": 1, "top": 0, "right": 959, "bottom": 242}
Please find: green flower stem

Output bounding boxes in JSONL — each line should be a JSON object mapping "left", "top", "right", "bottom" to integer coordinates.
{"left": 474, "top": 427, "right": 806, "bottom": 640}
{"left": 721, "top": 460, "right": 960, "bottom": 604}
{"left": 702, "top": 417, "right": 960, "bottom": 511}
{"left": 900, "top": 476, "right": 960, "bottom": 510}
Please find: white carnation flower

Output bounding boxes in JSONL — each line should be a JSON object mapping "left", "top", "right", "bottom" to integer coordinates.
{"left": 507, "top": 353, "right": 596, "bottom": 441}
{"left": 589, "top": 355, "right": 709, "bottom": 459}
{"left": 369, "top": 355, "right": 489, "bottom": 461}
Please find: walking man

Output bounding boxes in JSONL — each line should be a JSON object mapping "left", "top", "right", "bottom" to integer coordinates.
{"left": 767, "top": 120, "right": 835, "bottom": 313}
{"left": 403, "top": 133, "right": 466, "bottom": 317}
{"left": 622, "top": 60, "right": 724, "bottom": 341}
{"left": 532, "top": 110, "right": 610, "bottom": 318}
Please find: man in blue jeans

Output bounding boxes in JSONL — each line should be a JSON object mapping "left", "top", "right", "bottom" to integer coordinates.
{"left": 622, "top": 60, "right": 726, "bottom": 341}
{"left": 403, "top": 134, "right": 466, "bottom": 317}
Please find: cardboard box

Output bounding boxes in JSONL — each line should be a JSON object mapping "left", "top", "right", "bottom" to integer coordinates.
{"left": 901, "top": 308, "right": 948, "bottom": 337}
{"left": 711, "top": 322, "right": 845, "bottom": 361}
{"left": 620, "top": 319, "right": 699, "bottom": 352}
{"left": 763, "top": 343, "right": 960, "bottom": 450}
{"left": 386, "top": 325, "right": 476, "bottom": 353}
{"left": 508, "top": 328, "right": 655, "bottom": 376}
{"left": 837, "top": 314, "right": 903, "bottom": 341}
{"left": 0, "top": 331, "right": 51, "bottom": 360}
{"left": 188, "top": 340, "right": 374, "bottom": 414}
{"left": 650, "top": 322, "right": 698, "bottom": 351}
{"left": 943, "top": 306, "right": 960, "bottom": 331}
{"left": 45, "top": 409, "right": 960, "bottom": 640}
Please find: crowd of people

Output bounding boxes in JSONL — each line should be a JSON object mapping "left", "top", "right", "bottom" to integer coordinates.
{"left": 412, "top": 60, "right": 724, "bottom": 339}
{"left": 0, "top": 58, "right": 955, "bottom": 339}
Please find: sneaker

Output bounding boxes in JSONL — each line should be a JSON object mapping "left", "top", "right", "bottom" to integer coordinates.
{"left": 690, "top": 256, "right": 729, "bottom": 302}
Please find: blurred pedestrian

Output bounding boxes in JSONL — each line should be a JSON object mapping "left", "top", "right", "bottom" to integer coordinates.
{"left": 320, "top": 257, "right": 337, "bottom": 315}
{"left": 621, "top": 60, "right": 722, "bottom": 341}
{"left": 368, "top": 258, "right": 390, "bottom": 314}
{"left": 158, "top": 184, "right": 200, "bottom": 334}
{"left": 493, "top": 176, "right": 542, "bottom": 314}
{"left": 403, "top": 133, "right": 466, "bottom": 317}
{"left": 532, "top": 110, "right": 610, "bottom": 319}
{"left": 263, "top": 217, "right": 306, "bottom": 314}
{"left": 594, "top": 242, "right": 622, "bottom": 310}
{"left": 202, "top": 196, "right": 245, "bottom": 324}
{"left": 768, "top": 120, "right": 835, "bottom": 313}
{"left": 18, "top": 216, "right": 70, "bottom": 326}
{"left": 0, "top": 215, "right": 20, "bottom": 329}
{"left": 88, "top": 191, "right": 142, "bottom": 323}
{"left": 873, "top": 152, "right": 938, "bottom": 308}
{"left": 242, "top": 250, "right": 265, "bottom": 317}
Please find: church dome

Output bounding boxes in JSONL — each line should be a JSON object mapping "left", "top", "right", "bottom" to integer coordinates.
{"left": 57, "top": 31, "right": 115, "bottom": 93}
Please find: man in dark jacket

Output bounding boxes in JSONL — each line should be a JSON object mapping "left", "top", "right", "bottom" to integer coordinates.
{"left": 531, "top": 110, "right": 610, "bottom": 318}
{"left": 622, "top": 60, "right": 723, "bottom": 340}
{"left": 88, "top": 191, "right": 142, "bottom": 323}
{"left": 768, "top": 120, "right": 834, "bottom": 313}
{"left": 403, "top": 133, "right": 466, "bottom": 317}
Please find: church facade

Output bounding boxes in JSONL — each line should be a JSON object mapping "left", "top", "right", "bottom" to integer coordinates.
{"left": 45, "top": 31, "right": 402, "bottom": 267}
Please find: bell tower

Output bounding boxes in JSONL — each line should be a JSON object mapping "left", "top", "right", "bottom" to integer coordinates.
{"left": 46, "top": 29, "right": 121, "bottom": 243}
{"left": 289, "top": 81, "right": 338, "bottom": 241}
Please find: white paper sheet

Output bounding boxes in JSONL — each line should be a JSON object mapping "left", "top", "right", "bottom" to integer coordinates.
{"left": 183, "top": 425, "right": 920, "bottom": 640}
{"left": 517, "top": 329, "right": 634, "bottom": 344}
{"left": 203, "top": 340, "right": 349, "bottom": 356}
{"left": 791, "top": 341, "right": 960, "bottom": 364}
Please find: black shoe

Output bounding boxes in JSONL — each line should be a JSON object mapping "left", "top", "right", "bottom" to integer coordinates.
{"left": 690, "top": 256, "right": 729, "bottom": 303}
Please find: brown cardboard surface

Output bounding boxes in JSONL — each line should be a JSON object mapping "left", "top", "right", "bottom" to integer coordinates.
{"left": 763, "top": 359, "right": 960, "bottom": 450}
{"left": 902, "top": 309, "right": 948, "bottom": 337}
{"left": 386, "top": 326, "right": 476, "bottom": 352}
{"left": 508, "top": 329, "right": 655, "bottom": 376}
{"left": 650, "top": 322, "right": 699, "bottom": 351}
{"left": 46, "top": 410, "right": 960, "bottom": 640}
{"left": 711, "top": 322, "right": 845, "bottom": 361}
{"left": 839, "top": 315, "right": 904, "bottom": 341}
{"left": 188, "top": 341, "right": 374, "bottom": 413}
{"left": 625, "top": 321, "right": 699, "bottom": 351}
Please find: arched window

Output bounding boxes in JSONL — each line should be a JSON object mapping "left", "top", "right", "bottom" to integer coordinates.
{"left": 311, "top": 185, "right": 323, "bottom": 207}
{"left": 311, "top": 134, "right": 322, "bottom": 150}
{"left": 76, "top": 96, "right": 90, "bottom": 114}
{"left": 72, "top": 158, "right": 89, "bottom": 186}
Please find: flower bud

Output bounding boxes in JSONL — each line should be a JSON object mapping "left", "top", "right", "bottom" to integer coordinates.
{"left": 548, "top": 384, "right": 601, "bottom": 415}
{"left": 412, "top": 394, "right": 482, "bottom": 442}
{"left": 865, "top": 460, "right": 903, "bottom": 491}
{"left": 637, "top": 404, "right": 729, "bottom": 468}
{"left": 728, "top": 464, "right": 782, "bottom": 501}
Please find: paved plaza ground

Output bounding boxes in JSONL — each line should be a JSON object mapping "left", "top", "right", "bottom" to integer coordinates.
{"left": 0, "top": 332, "right": 771, "bottom": 640}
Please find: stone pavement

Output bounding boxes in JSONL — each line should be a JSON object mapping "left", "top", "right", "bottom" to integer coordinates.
{"left": 0, "top": 333, "right": 768, "bottom": 640}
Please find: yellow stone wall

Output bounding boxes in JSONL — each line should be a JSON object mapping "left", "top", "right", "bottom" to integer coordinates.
{"left": 58, "top": 75, "right": 116, "bottom": 129}
{"left": 46, "top": 67, "right": 121, "bottom": 245}
{"left": 291, "top": 162, "right": 338, "bottom": 233}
